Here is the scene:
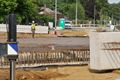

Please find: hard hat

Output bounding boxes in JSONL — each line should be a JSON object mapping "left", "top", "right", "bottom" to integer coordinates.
{"left": 32, "top": 21, "right": 35, "bottom": 23}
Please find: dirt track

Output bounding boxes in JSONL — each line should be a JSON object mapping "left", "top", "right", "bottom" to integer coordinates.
{"left": 0, "top": 66, "right": 120, "bottom": 80}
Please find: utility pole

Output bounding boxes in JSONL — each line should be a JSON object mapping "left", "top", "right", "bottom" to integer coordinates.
{"left": 55, "top": 0, "right": 57, "bottom": 29}
{"left": 111, "top": 14, "right": 114, "bottom": 25}
{"left": 100, "top": 9, "right": 102, "bottom": 26}
{"left": 75, "top": 0, "right": 78, "bottom": 26}
{"left": 94, "top": 5, "right": 96, "bottom": 27}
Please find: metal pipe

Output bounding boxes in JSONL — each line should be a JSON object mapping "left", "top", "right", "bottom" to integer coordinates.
{"left": 8, "top": 13, "right": 17, "bottom": 80}
{"left": 10, "top": 59, "right": 15, "bottom": 80}
{"left": 94, "top": 5, "right": 96, "bottom": 27}
{"left": 8, "top": 14, "right": 17, "bottom": 42}
{"left": 75, "top": 0, "right": 78, "bottom": 26}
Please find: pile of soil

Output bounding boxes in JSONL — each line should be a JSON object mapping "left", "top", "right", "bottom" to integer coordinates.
{"left": 0, "top": 69, "right": 67, "bottom": 80}
{"left": 116, "top": 25, "right": 120, "bottom": 31}
{"left": 59, "top": 30, "right": 88, "bottom": 37}
{"left": 0, "top": 29, "right": 89, "bottom": 39}
{"left": 0, "top": 66, "right": 120, "bottom": 80}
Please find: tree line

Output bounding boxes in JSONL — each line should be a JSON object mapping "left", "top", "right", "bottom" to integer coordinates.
{"left": 0, "top": 0, "right": 120, "bottom": 25}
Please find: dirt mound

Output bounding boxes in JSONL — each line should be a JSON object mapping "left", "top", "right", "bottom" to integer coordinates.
{"left": 0, "top": 69, "right": 67, "bottom": 80}
{"left": 58, "top": 30, "right": 88, "bottom": 37}
{"left": 0, "top": 66, "right": 120, "bottom": 80}
{"left": 116, "top": 25, "right": 120, "bottom": 31}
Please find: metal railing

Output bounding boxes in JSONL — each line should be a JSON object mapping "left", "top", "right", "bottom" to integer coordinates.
{"left": 0, "top": 48, "right": 90, "bottom": 68}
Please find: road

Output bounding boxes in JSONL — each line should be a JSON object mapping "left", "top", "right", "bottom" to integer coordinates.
{"left": 18, "top": 37, "right": 89, "bottom": 46}
{"left": 0, "top": 37, "right": 89, "bottom": 49}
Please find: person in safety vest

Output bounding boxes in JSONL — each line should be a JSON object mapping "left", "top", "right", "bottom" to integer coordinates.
{"left": 31, "top": 21, "right": 36, "bottom": 38}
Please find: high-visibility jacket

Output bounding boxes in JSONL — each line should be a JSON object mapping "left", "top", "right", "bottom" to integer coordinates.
{"left": 31, "top": 23, "right": 36, "bottom": 30}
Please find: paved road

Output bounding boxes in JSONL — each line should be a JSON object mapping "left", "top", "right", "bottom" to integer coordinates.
{"left": 18, "top": 37, "right": 89, "bottom": 46}
{"left": 0, "top": 37, "right": 89, "bottom": 49}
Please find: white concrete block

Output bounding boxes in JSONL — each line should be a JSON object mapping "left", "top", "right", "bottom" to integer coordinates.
{"left": 90, "top": 32, "right": 120, "bottom": 71}
{"left": 0, "top": 24, "right": 48, "bottom": 33}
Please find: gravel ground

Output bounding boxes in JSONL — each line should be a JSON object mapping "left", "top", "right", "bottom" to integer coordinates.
{"left": 18, "top": 37, "right": 89, "bottom": 47}
{"left": 0, "top": 37, "right": 89, "bottom": 48}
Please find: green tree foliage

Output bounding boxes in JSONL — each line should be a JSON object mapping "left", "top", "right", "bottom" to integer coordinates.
{"left": 38, "top": 14, "right": 54, "bottom": 25}
{"left": 0, "top": 0, "right": 120, "bottom": 24}
{"left": 57, "top": 3, "right": 70, "bottom": 16}
{"left": 109, "top": 3, "right": 120, "bottom": 20}
{"left": 36, "top": 0, "right": 55, "bottom": 9}
{"left": 0, "top": 0, "right": 38, "bottom": 24}
{"left": 0, "top": 0, "right": 17, "bottom": 23}
{"left": 84, "top": 0, "right": 95, "bottom": 19}
{"left": 96, "top": 0, "right": 109, "bottom": 19}
{"left": 15, "top": 0, "right": 38, "bottom": 24}
{"left": 67, "top": 3, "right": 85, "bottom": 20}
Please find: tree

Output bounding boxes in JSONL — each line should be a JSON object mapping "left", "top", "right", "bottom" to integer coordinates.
{"left": 15, "top": 0, "right": 38, "bottom": 24}
{"left": 109, "top": 3, "right": 120, "bottom": 20}
{"left": 0, "top": 0, "right": 119, "bottom": 24}
{"left": 96, "top": 0, "right": 110, "bottom": 20}
{"left": 67, "top": 3, "right": 85, "bottom": 20}
{"left": 83, "top": 0, "right": 95, "bottom": 19}
{"left": 57, "top": 3, "right": 70, "bottom": 16}
{"left": 36, "top": 0, "right": 54, "bottom": 9}
{"left": 38, "top": 14, "right": 54, "bottom": 25}
{"left": 0, "top": 0, "right": 39, "bottom": 24}
{"left": 0, "top": 0, "right": 17, "bottom": 23}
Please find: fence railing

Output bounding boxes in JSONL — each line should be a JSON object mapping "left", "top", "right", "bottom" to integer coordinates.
{"left": 76, "top": 24, "right": 99, "bottom": 27}
{"left": 0, "top": 48, "right": 90, "bottom": 68}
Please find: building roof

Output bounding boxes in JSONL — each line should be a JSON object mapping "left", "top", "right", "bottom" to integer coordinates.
{"left": 39, "top": 7, "right": 64, "bottom": 19}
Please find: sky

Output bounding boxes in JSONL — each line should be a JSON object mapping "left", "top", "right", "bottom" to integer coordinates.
{"left": 108, "top": 0, "right": 120, "bottom": 3}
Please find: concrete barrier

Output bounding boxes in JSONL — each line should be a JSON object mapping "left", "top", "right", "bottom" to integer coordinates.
{"left": 0, "top": 24, "right": 48, "bottom": 33}
{"left": 90, "top": 32, "right": 120, "bottom": 72}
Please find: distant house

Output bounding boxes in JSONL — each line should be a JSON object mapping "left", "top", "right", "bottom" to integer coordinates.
{"left": 39, "top": 6, "right": 64, "bottom": 20}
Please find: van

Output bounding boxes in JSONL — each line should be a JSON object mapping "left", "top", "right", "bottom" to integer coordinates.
{"left": 65, "top": 21, "right": 72, "bottom": 29}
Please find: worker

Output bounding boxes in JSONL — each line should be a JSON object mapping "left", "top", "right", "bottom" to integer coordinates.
{"left": 31, "top": 21, "right": 36, "bottom": 38}
{"left": 108, "top": 21, "right": 115, "bottom": 31}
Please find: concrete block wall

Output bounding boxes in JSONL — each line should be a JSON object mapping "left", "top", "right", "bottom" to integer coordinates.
{"left": 90, "top": 32, "right": 120, "bottom": 71}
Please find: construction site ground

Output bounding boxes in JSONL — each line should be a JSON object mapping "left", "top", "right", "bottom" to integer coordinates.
{"left": 0, "top": 29, "right": 120, "bottom": 80}
{"left": 0, "top": 66, "right": 120, "bottom": 80}
{"left": 0, "top": 29, "right": 89, "bottom": 38}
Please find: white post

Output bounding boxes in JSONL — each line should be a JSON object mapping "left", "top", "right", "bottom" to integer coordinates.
{"left": 100, "top": 9, "right": 102, "bottom": 26}
{"left": 75, "top": 0, "right": 78, "bottom": 26}
{"left": 55, "top": 0, "right": 57, "bottom": 29}
{"left": 94, "top": 5, "right": 96, "bottom": 27}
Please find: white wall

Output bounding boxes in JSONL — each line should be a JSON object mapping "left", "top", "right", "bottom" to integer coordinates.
{"left": 0, "top": 24, "right": 48, "bottom": 33}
